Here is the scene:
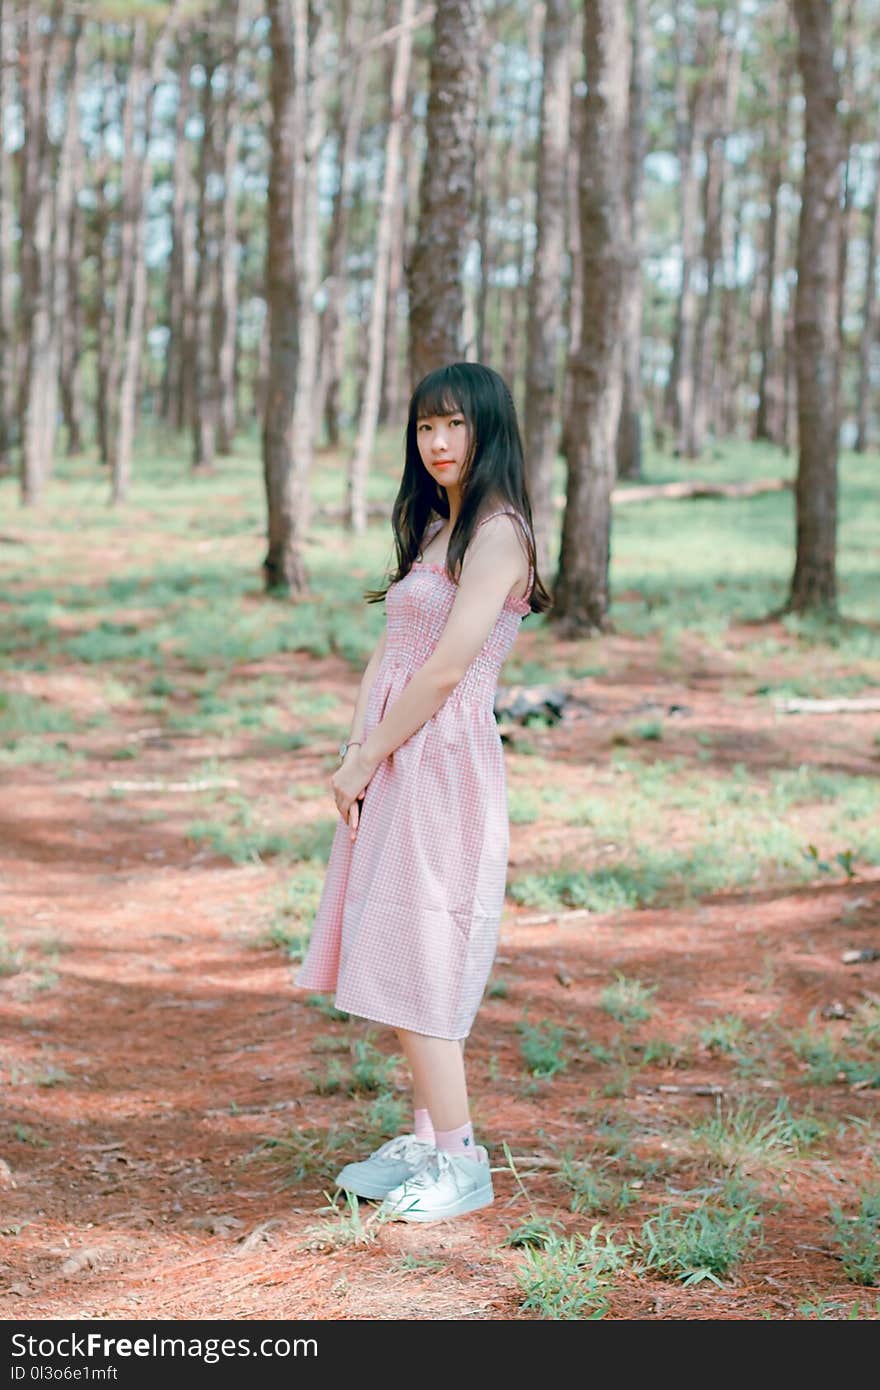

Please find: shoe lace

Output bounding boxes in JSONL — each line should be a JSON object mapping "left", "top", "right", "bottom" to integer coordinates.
{"left": 376, "top": 1135, "right": 435, "bottom": 1165}
{"left": 403, "top": 1148, "right": 454, "bottom": 1190}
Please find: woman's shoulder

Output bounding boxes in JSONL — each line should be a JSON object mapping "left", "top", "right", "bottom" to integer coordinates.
{"left": 469, "top": 503, "right": 533, "bottom": 601}
{"left": 473, "top": 502, "right": 532, "bottom": 547}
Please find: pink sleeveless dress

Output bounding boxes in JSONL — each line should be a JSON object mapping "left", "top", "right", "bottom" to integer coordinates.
{"left": 294, "top": 511, "right": 532, "bottom": 1040}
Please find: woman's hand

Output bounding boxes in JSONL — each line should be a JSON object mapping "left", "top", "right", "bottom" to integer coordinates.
{"left": 331, "top": 746, "right": 378, "bottom": 841}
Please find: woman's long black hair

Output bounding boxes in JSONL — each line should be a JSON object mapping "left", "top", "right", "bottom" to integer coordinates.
{"left": 365, "top": 362, "right": 553, "bottom": 615}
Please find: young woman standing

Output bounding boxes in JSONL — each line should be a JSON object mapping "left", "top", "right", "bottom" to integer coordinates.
{"left": 295, "top": 362, "right": 552, "bottom": 1222}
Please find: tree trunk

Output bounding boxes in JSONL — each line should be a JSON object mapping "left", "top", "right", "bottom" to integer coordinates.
{"left": 663, "top": 10, "right": 713, "bottom": 455}
{"left": 0, "top": 0, "right": 16, "bottom": 472}
{"left": 314, "top": 0, "right": 368, "bottom": 447}
{"left": 788, "top": 0, "right": 843, "bottom": 613}
{"left": 93, "top": 40, "right": 113, "bottom": 467}
{"left": 216, "top": 0, "right": 243, "bottom": 455}
{"left": 502, "top": 5, "right": 542, "bottom": 402}
{"left": 716, "top": 198, "right": 743, "bottom": 439}
{"left": 59, "top": 108, "right": 86, "bottom": 457}
{"left": 854, "top": 151, "right": 879, "bottom": 453}
{"left": 524, "top": 0, "right": 571, "bottom": 574}
{"left": 690, "top": 10, "right": 741, "bottom": 457}
{"left": 49, "top": 17, "right": 84, "bottom": 466}
{"left": 19, "top": 2, "right": 60, "bottom": 506}
{"left": 755, "top": 9, "right": 792, "bottom": 445}
{"left": 381, "top": 131, "right": 409, "bottom": 425}
{"left": 553, "top": 0, "right": 629, "bottom": 634}
{"left": 615, "top": 0, "right": 646, "bottom": 483}
{"left": 113, "top": 8, "right": 179, "bottom": 503}
{"left": 0, "top": 0, "right": 14, "bottom": 472}
{"left": 558, "top": 9, "right": 583, "bottom": 463}
{"left": 473, "top": 43, "right": 498, "bottom": 366}
{"left": 834, "top": 0, "right": 857, "bottom": 362}
{"left": 348, "top": 0, "right": 415, "bottom": 534}
{"left": 407, "top": 0, "right": 483, "bottom": 386}
{"left": 164, "top": 41, "right": 196, "bottom": 434}
{"left": 192, "top": 38, "right": 219, "bottom": 472}
{"left": 262, "top": 0, "right": 303, "bottom": 592}
{"left": 288, "top": 1, "right": 329, "bottom": 532}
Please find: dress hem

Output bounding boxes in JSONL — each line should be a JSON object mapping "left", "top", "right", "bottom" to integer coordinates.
{"left": 306, "top": 985, "right": 471, "bottom": 1042}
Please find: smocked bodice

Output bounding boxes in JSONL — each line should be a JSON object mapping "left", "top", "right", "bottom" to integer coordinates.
{"left": 382, "top": 560, "right": 528, "bottom": 712}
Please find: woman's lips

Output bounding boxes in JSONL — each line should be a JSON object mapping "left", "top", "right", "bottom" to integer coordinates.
{"left": 433, "top": 459, "right": 454, "bottom": 468}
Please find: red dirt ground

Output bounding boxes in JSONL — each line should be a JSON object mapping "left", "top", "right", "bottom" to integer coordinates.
{"left": 2, "top": 625, "right": 879, "bottom": 1322}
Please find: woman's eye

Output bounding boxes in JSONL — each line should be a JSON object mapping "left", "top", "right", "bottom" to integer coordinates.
{"left": 451, "top": 418, "right": 464, "bottom": 428}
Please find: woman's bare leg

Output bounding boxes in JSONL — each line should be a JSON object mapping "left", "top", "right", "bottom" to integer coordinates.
{"left": 396, "top": 1029, "right": 469, "bottom": 1132}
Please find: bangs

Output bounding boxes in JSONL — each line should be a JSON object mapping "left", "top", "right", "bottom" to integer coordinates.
{"left": 414, "top": 387, "right": 465, "bottom": 421}
{"left": 411, "top": 366, "right": 470, "bottom": 422}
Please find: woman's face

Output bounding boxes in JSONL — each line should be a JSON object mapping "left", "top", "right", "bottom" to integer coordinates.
{"left": 415, "top": 411, "right": 471, "bottom": 493}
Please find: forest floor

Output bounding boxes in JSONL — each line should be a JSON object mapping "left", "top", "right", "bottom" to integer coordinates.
{"left": 2, "top": 615, "right": 880, "bottom": 1323}
{"left": 2, "top": 441, "right": 880, "bottom": 1323}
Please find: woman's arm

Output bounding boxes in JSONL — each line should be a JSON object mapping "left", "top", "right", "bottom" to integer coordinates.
{"left": 344, "top": 625, "right": 387, "bottom": 747}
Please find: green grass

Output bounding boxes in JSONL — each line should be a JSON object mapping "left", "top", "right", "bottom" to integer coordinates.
{"left": 633, "top": 1201, "right": 763, "bottom": 1287}
{"left": 518, "top": 1018, "right": 573, "bottom": 1078}
{"left": 829, "top": 1189, "right": 880, "bottom": 1286}
{"left": 515, "top": 1226, "right": 629, "bottom": 1319}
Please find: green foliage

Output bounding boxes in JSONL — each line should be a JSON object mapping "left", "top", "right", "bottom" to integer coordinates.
{"left": 515, "top": 1226, "right": 628, "bottom": 1319}
{"left": 186, "top": 815, "right": 336, "bottom": 866}
{"left": 790, "top": 1016, "right": 880, "bottom": 1088}
{"left": 0, "top": 929, "right": 25, "bottom": 978}
{"left": 0, "top": 691, "right": 78, "bottom": 737}
{"left": 829, "top": 1190, "right": 880, "bottom": 1286}
{"left": 692, "top": 1096, "right": 822, "bottom": 1172}
{"left": 599, "top": 973, "right": 657, "bottom": 1025}
{"left": 503, "top": 1216, "right": 563, "bottom": 1249}
{"left": 699, "top": 1014, "right": 748, "bottom": 1054}
{"left": 518, "top": 1018, "right": 572, "bottom": 1078}
{"left": 308, "top": 1038, "right": 401, "bottom": 1097}
{"left": 633, "top": 1202, "right": 763, "bottom": 1286}
{"left": 556, "top": 1156, "right": 617, "bottom": 1215}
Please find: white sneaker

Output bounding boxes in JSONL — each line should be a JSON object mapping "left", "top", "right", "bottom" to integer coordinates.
{"left": 335, "top": 1135, "right": 436, "bottom": 1200}
{"left": 378, "top": 1145, "right": 494, "bottom": 1223}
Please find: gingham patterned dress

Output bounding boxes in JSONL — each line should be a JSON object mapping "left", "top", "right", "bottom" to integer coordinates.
{"left": 294, "top": 511, "right": 532, "bottom": 1040}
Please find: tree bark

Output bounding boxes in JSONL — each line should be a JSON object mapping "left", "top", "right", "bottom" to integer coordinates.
{"left": 663, "top": 9, "right": 713, "bottom": 455}
{"left": 473, "top": 40, "right": 498, "bottom": 366}
{"left": 348, "top": 0, "right": 415, "bottom": 534}
{"left": 755, "top": 7, "right": 792, "bottom": 445}
{"left": 92, "top": 36, "right": 114, "bottom": 467}
{"left": 834, "top": 0, "right": 857, "bottom": 360}
{"left": 262, "top": 0, "right": 303, "bottom": 592}
{"left": 407, "top": 0, "right": 483, "bottom": 386}
{"left": 18, "top": 2, "right": 61, "bottom": 505}
{"left": 788, "top": 0, "right": 843, "bottom": 612}
{"left": 615, "top": 0, "right": 646, "bottom": 483}
{"left": 524, "top": 0, "right": 571, "bottom": 574}
{"left": 216, "top": 0, "right": 243, "bottom": 455}
{"left": 689, "top": 12, "right": 741, "bottom": 458}
{"left": 288, "top": 1, "right": 329, "bottom": 534}
{"left": 553, "top": 0, "right": 629, "bottom": 635}
{"left": 59, "top": 100, "right": 86, "bottom": 457}
{"left": 314, "top": 0, "right": 368, "bottom": 447}
{"left": 0, "top": 0, "right": 16, "bottom": 472}
{"left": 192, "top": 36, "right": 219, "bottom": 472}
{"left": 49, "top": 17, "right": 84, "bottom": 466}
{"left": 854, "top": 151, "right": 879, "bottom": 453}
{"left": 164, "top": 39, "right": 197, "bottom": 434}
{"left": 113, "top": 7, "right": 179, "bottom": 503}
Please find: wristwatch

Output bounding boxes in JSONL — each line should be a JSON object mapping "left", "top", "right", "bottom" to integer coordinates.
{"left": 338, "top": 739, "right": 362, "bottom": 760}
